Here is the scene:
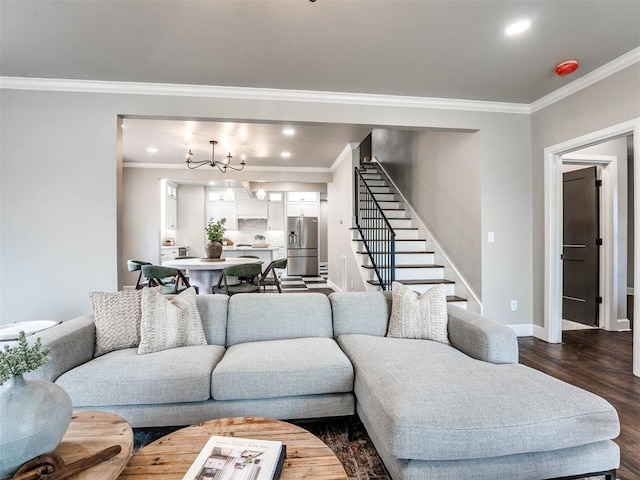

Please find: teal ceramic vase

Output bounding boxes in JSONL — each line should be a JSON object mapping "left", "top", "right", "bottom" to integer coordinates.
{"left": 0, "top": 374, "right": 73, "bottom": 479}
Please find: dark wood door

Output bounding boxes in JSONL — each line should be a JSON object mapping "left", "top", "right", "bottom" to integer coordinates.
{"left": 563, "top": 166, "right": 600, "bottom": 326}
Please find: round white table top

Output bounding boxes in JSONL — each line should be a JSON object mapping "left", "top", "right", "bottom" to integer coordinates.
{"left": 162, "top": 256, "right": 262, "bottom": 270}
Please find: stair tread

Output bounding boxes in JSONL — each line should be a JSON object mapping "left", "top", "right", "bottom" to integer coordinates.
{"left": 362, "top": 264, "right": 444, "bottom": 269}
{"left": 357, "top": 250, "right": 434, "bottom": 255}
{"left": 367, "top": 279, "right": 454, "bottom": 285}
{"left": 353, "top": 227, "right": 418, "bottom": 231}
{"left": 353, "top": 238, "right": 428, "bottom": 242}
{"left": 447, "top": 295, "right": 467, "bottom": 302}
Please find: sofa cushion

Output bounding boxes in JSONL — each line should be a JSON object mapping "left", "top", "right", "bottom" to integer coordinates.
{"left": 226, "top": 293, "right": 333, "bottom": 346}
{"left": 195, "top": 294, "right": 228, "bottom": 347}
{"left": 211, "top": 337, "right": 353, "bottom": 400}
{"left": 338, "top": 334, "right": 619, "bottom": 461}
{"left": 329, "top": 291, "right": 391, "bottom": 338}
{"left": 387, "top": 282, "right": 449, "bottom": 344}
{"left": 56, "top": 344, "right": 225, "bottom": 406}
{"left": 90, "top": 289, "right": 143, "bottom": 357}
{"left": 138, "top": 287, "right": 207, "bottom": 354}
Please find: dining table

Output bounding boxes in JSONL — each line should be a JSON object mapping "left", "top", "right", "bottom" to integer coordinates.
{"left": 162, "top": 256, "right": 262, "bottom": 294}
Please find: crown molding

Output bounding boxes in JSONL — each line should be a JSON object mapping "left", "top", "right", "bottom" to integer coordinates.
{"left": 0, "top": 76, "right": 529, "bottom": 115}
{"left": 123, "top": 162, "right": 331, "bottom": 173}
{"left": 2, "top": 46, "right": 637, "bottom": 117}
{"left": 330, "top": 143, "right": 359, "bottom": 173}
{"left": 530, "top": 46, "right": 640, "bottom": 114}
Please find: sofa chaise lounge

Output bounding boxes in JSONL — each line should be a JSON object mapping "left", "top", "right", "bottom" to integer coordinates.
{"left": 29, "top": 291, "right": 620, "bottom": 480}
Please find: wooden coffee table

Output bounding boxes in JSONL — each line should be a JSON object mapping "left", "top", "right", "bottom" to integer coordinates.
{"left": 45, "top": 411, "right": 133, "bottom": 480}
{"left": 118, "top": 417, "right": 348, "bottom": 479}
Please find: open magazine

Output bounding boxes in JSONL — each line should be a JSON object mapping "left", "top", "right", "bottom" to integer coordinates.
{"left": 182, "top": 435, "right": 286, "bottom": 480}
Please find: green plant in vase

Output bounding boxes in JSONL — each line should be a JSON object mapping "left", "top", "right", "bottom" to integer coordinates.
{"left": 205, "top": 218, "right": 226, "bottom": 259}
{"left": 0, "top": 331, "right": 50, "bottom": 383}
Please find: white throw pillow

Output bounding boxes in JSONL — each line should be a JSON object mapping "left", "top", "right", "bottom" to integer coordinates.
{"left": 90, "top": 289, "right": 143, "bottom": 357}
{"left": 387, "top": 282, "right": 450, "bottom": 344}
{"left": 138, "top": 287, "right": 207, "bottom": 354}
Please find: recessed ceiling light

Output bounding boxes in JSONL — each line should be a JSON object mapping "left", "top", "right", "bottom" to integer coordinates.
{"left": 283, "top": 128, "right": 295, "bottom": 136}
{"left": 505, "top": 18, "right": 532, "bottom": 36}
{"left": 281, "top": 151, "right": 291, "bottom": 158}
{"left": 147, "top": 147, "right": 158, "bottom": 153}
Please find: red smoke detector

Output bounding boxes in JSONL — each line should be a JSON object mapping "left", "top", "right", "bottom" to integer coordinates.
{"left": 555, "top": 60, "right": 579, "bottom": 77}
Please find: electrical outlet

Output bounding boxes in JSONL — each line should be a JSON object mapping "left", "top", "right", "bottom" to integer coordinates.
{"left": 510, "top": 300, "right": 518, "bottom": 311}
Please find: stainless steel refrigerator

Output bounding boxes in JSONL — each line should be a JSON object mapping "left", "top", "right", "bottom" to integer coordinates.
{"left": 287, "top": 216, "right": 319, "bottom": 276}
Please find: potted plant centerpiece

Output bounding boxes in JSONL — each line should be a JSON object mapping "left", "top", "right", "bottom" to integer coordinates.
{"left": 0, "top": 332, "right": 73, "bottom": 478}
{"left": 205, "top": 217, "right": 226, "bottom": 260}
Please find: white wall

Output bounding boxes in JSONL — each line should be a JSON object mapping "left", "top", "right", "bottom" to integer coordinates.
{"left": 372, "top": 129, "right": 482, "bottom": 297}
{"left": 531, "top": 63, "right": 640, "bottom": 328}
{"left": 1, "top": 86, "right": 532, "bottom": 326}
{"left": 327, "top": 145, "right": 365, "bottom": 292}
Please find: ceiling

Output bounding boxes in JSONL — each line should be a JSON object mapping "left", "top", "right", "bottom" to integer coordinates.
{"left": 2, "top": 1, "right": 638, "bottom": 170}
{"left": 122, "top": 119, "right": 371, "bottom": 169}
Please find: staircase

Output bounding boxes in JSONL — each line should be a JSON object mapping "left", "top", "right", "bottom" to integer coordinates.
{"left": 353, "top": 162, "right": 468, "bottom": 308}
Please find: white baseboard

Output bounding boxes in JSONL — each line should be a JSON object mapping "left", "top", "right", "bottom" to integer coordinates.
{"left": 615, "top": 318, "right": 632, "bottom": 331}
{"left": 327, "top": 279, "right": 343, "bottom": 293}
{"left": 122, "top": 285, "right": 135, "bottom": 291}
{"left": 627, "top": 287, "right": 634, "bottom": 295}
{"left": 508, "top": 324, "right": 534, "bottom": 337}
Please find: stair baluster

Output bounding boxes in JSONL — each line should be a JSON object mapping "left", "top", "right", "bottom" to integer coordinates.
{"left": 354, "top": 167, "right": 396, "bottom": 290}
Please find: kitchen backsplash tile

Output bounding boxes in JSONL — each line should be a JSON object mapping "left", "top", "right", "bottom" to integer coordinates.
{"left": 228, "top": 219, "right": 285, "bottom": 246}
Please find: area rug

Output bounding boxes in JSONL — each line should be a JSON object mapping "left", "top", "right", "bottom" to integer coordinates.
{"left": 133, "top": 417, "right": 608, "bottom": 480}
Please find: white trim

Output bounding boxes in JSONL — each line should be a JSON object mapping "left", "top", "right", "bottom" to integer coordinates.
{"left": 628, "top": 287, "right": 635, "bottom": 295}
{"left": 508, "top": 324, "right": 534, "bottom": 337}
{"left": 0, "top": 76, "right": 529, "bottom": 114}
{"left": 616, "top": 318, "right": 632, "bottom": 331}
{"left": 543, "top": 117, "right": 640, "bottom": 377}
{"left": 373, "top": 160, "right": 483, "bottom": 313}
{"left": 123, "top": 162, "right": 332, "bottom": 173}
{"left": 330, "top": 143, "right": 359, "bottom": 173}
{"left": 531, "top": 47, "right": 640, "bottom": 113}
{"left": 326, "top": 279, "right": 342, "bottom": 293}
{"left": 532, "top": 325, "right": 547, "bottom": 340}
{"left": 1, "top": 47, "right": 637, "bottom": 115}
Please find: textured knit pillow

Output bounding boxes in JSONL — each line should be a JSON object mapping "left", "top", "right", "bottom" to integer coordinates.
{"left": 90, "top": 289, "right": 143, "bottom": 357}
{"left": 137, "top": 287, "right": 207, "bottom": 354}
{"left": 387, "top": 282, "right": 450, "bottom": 344}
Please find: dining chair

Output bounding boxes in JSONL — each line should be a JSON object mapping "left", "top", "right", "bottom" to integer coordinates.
{"left": 127, "top": 260, "right": 152, "bottom": 289}
{"left": 221, "top": 264, "right": 262, "bottom": 296}
{"left": 259, "top": 258, "right": 288, "bottom": 293}
{"left": 141, "top": 265, "right": 199, "bottom": 295}
{"left": 214, "top": 255, "right": 261, "bottom": 291}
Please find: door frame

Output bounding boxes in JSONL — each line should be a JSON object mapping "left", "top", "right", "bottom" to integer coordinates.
{"left": 561, "top": 158, "right": 615, "bottom": 330}
{"left": 543, "top": 117, "right": 640, "bottom": 377}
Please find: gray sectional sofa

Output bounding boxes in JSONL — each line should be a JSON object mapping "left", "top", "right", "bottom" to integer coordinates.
{"left": 30, "top": 292, "right": 620, "bottom": 480}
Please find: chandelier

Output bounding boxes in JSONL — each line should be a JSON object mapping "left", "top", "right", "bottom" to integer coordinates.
{"left": 185, "top": 140, "right": 246, "bottom": 172}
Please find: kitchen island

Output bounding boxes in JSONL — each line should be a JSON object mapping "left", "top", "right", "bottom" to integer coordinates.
{"left": 222, "top": 246, "right": 280, "bottom": 264}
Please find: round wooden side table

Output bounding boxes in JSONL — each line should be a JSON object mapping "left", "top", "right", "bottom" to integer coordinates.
{"left": 119, "top": 416, "right": 348, "bottom": 480}
{"left": 46, "top": 410, "right": 133, "bottom": 480}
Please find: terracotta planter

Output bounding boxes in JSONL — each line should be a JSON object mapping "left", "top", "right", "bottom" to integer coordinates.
{"left": 205, "top": 240, "right": 223, "bottom": 259}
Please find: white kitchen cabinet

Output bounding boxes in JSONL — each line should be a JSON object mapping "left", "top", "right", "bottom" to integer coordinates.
{"left": 286, "top": 192, "right": 319, "bottom": 217}
{"left": 267, "top": 200, "right": 284, "bottom": 230}
{"left": 160, "top": 247, "right": 179, "bottom": 262}
{"left": 206, "top": 201, "right": 238, "bottom": 230}
{"left": 237, "top": 198, "right": 268, "bottom": 219}
{"left": 287, "top": 201, "right": 318, "bottom": 217}
{"left": 165, "top": 181, "right": 178, "bottom": 229}
{"left": 166, "top": 196, "right": 177, "bottom": 229}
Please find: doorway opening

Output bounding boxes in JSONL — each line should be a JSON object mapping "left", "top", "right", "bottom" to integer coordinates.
{"left": 543, "top": 118, "right": 639, "bottom": 377}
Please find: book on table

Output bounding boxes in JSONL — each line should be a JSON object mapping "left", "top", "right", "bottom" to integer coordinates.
{"left": 182, "top": 435, "right": 286, "bottom": 480}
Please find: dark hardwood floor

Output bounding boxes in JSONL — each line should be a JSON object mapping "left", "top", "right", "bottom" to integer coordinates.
{"left": 518, "top": 330, "right": 639, "bottom": 480}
